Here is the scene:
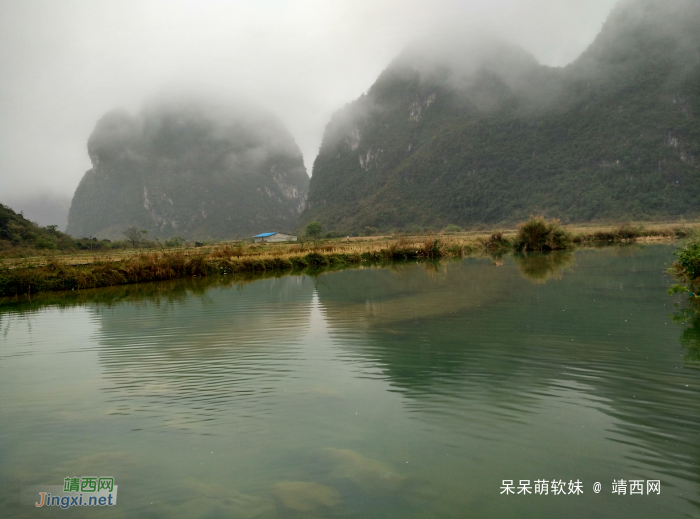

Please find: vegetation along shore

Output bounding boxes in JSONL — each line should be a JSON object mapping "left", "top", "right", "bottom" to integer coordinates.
{"left": 2, "top": 212, "right": 698, "bottom": 299}
{"left": 667, "top": 230, "right": 700, "bottom": 361}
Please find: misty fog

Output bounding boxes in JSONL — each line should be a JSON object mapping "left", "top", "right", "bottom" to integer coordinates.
{"left": 0, "top": 0, "right": 617, "bottom": 229}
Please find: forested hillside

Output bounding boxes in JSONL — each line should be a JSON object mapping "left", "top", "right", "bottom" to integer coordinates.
{"left": 68, "top": 98, "right": 309, "bottom": 240}
{"left": 300, "top": 0, "right": 700, "bottom": 233}
{"left": 0, "top": 203, "right": 76, "bottom": 251}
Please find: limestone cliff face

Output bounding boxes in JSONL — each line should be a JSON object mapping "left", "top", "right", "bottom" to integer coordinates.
{"left": 67, "top": 99, "right": 309, "bottom": 240}
{"left": 300, "top": 0, "right": 700, "bottom": 233}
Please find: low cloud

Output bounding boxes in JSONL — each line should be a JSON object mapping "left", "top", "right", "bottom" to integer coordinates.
{"left": 0, "top": 0, "right": 617, "bottom": 220}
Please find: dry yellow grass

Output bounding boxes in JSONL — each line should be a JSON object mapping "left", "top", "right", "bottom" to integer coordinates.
{"left": 2, "top": 222, "right": 698, "bottom": 270}
{"left": 3, "top": 220, "right": 699, "bottom": 298}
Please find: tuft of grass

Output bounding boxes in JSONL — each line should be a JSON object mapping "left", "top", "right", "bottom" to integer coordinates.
{"left": 480, "top": 231, "right": 510, "bottom": 251}
{"left": 419, "top": 239, "right": 444, "bottom": 258}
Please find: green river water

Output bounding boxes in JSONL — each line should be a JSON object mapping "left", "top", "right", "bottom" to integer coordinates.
{"left": 0, "top": 244, "right": 698, "bottom": 518}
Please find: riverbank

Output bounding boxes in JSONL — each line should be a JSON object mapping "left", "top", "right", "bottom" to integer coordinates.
{"left": 1, "top": 221, "right": 697, "bottom": 298}
{"left": 0, "top": 239, "right": 447, "bottom": 298}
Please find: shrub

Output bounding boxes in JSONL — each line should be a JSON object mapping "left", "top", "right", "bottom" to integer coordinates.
{"left": 515, "top": 216, "right": 572, "bottom": 252}
{"left": 419, "top": 239, "right": 443, "bottom": 258}
{"left": 668, "top": 234, "right": 700, "bottom": 292}
{"left": 164, "top": 236, "right": 185, "bottom": 247}
{"left": 34, "top": 237, "right": 57, "bottom": 250}
{"left": 443, "top": 224, "right": 462, "bottom": 233}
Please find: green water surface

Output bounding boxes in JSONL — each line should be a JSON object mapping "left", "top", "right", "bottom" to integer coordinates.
{"left": 1, "top": 244, "right": 698, "bottom": 518}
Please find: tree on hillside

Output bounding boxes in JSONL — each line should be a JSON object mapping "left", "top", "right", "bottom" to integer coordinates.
{"left": 305, "top": 221, "right": 322, "bottom": 238}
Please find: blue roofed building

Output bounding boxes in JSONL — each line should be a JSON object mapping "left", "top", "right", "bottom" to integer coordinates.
{"left": 253, "top": 232, "right": 297, "bottom": 243}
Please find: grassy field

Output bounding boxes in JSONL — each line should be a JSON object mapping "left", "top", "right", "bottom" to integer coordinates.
{"left": 1, "top": 221, "right": 698, "bottom": 299}
{"left": 2, "top": 221, "right": 697, "bottom": 267}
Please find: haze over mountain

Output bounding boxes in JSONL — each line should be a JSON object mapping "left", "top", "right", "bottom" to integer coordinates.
{"left": 300, "top": 0, "right": 700, "bottom": 233}
{"left": 67, "top": 98, "right": 309, "bottom": 240}
{"left": 0, "top": 0, "right": 619, "bottom": 230}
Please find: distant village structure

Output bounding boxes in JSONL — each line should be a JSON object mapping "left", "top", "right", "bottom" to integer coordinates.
{"left": 253, "top": 232, "right": 297, "bottom": 243}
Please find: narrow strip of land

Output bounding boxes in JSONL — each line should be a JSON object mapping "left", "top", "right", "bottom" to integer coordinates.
{"left": 1, "top": 222, "right": 697, "bottom": 299}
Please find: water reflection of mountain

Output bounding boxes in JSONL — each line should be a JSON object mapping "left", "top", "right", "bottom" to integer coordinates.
{"left": 92, "top": 275, "right": 315, "bottom": 429}
{"left": 315, "top": 258, "right": 513, "bottom": 327}
{"left": 316, "top": 246, "right": 700, "bottom": 495}
{"left": 315, "top": 258, "right": 517, "bottom": 389}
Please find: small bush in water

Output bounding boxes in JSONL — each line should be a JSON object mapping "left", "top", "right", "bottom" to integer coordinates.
{"left": 515, "top": 216, "right": 572, "bottom": 252}
{"left": 668, "top": 233, "right": 700, "bottom": 293}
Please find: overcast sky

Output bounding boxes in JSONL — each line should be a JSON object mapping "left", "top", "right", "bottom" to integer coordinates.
{"left": 0, "top": 0, "right": 618, "bottom": 227}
